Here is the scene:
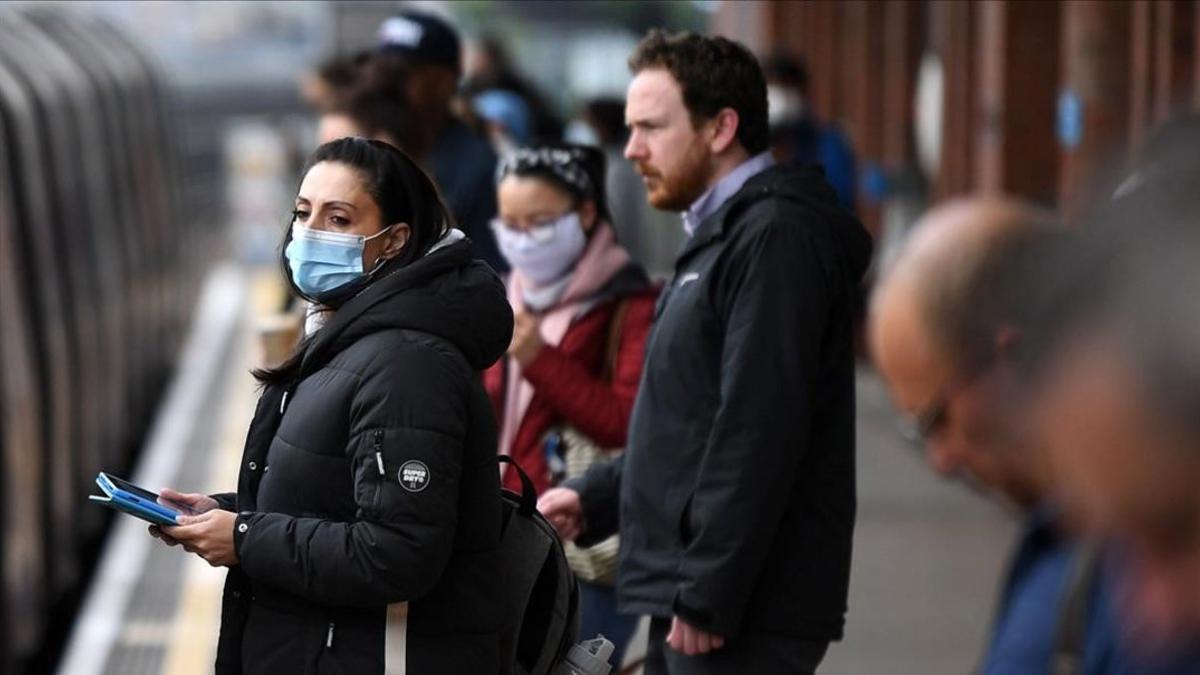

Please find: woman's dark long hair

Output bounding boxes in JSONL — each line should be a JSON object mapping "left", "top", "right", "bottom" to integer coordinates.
{"left": 255, "top": 137, "right": 453, "bottom": 385}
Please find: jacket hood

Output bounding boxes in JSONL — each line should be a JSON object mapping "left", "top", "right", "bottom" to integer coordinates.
{"left": 737, "top": 163, "right": 873, "bottom": 283}
{"left": 299, "top": 240, "right": 514, "bottom": 375}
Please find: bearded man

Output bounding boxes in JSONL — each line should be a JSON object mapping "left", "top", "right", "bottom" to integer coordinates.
{"left": 539, "top": 30, "right": 871, "bottom": 675}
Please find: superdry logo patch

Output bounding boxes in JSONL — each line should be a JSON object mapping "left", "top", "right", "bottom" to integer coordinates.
{"left": 398, "top": 461, "right": 430, "bottom": 493}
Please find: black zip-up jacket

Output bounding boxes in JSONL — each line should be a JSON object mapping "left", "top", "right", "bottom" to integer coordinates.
{"left": 213, "top": 240, "right": 513, "bottom": 674}
{"left": 569, "top": 163, "right": 872, "bottom": 642}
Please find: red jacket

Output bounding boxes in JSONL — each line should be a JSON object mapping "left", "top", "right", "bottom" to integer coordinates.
{"left": 485, "top": 289, "right": 657, "bottom": 494}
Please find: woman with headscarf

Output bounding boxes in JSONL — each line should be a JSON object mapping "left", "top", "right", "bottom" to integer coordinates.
{"left": 485, "top": 144, "right": 658, "bottom": 666}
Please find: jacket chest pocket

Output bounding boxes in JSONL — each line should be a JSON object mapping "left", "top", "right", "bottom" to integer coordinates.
{"left": 658, "top": 264, "right": 703, "bottom": 317}
{"left": 649, "top": 265, "right": 722, "bottom": 374}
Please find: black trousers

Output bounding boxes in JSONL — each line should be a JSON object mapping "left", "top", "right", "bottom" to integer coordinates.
{"left": 643, "top": 617, "right": 829, "bottom": 675}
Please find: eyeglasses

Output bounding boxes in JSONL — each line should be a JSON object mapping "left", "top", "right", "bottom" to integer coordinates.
{"left": 900, "top": 358, "right": 997, "bottom": 445}
{"left": 489, "top": 213, "right": 571, "bottom": 243}
{"left": 898, "top": 393, "right": 951, "bottom": 447}
{"left": 911, "top": 396, "right": 950, "bottom": 440}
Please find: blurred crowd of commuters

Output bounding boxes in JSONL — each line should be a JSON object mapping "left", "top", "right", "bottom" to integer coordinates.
{"left": 248, "top": 6, "right": 1200, "bottom": 674}
{"left": 296, "top": 10, "right": 859, "bottom": 279}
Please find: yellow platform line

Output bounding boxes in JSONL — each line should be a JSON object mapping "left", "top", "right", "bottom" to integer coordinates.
{"left": 161, "top": 268, "right": 286, "bottom": 675}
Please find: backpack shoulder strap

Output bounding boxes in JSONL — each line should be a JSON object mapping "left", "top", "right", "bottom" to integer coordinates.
{"left": 600, "top": 298, "right": 632, "bottom": 384}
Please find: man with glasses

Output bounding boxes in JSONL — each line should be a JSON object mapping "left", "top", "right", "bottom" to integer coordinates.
{"left": 869, "top": 197, "right": 1197, "bottom": 674}
{"left": 873, "top": 199, "right": 1059, "bottom": 507}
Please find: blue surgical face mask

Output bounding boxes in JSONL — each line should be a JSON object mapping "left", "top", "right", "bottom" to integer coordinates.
{"left": 285, "top": 223, "right": 393, "bottom": 298}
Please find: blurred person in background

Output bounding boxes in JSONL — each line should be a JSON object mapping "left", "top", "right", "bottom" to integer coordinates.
{"left": 463, "top": 32, "right": 565, "bottom": 143}
{"left": 473, "top": 87, "right": 535, "bottom": 155}
{"left": 300, "top": 51, "right": 368, "bottom": 115}
{"left": 153, "top": 138, "right": 512, "bottom": 673}
{"left": 1021, "top": 116, "right": 1200, "bottom": 646}
{"left": 316, "top": 105, "right": 367, "bottom": 147}
{"left": 484, "top": 144, "right": 657, "bottom": 667}
{"left": 299, "top": 52, "right": 370, "bottom": 145}
{"left": 316, "top": 61, "right": 424, "bottom": 155}
{"left": 763, "top": 53, "right": 857, "bottom": 213}
{"left": 870, "top": 197, "right": 1200, "bottom": 674}
{"left": 564, "top": 96, "right": 678, "bottom": 273}
{"left": 376, "top": 10, "right": 506, "bottom": 271}
{"left": 540, "top": 30, "right": 871, "bottom": 674}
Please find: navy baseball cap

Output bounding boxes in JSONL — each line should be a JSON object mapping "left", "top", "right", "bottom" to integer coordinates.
{"left": 377, "top": 11, "right": 461, "bottom": 72}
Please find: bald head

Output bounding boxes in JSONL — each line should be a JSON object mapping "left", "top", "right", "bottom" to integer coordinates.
{"left": 872, "top": 197, "right": 1059, "bottom": 377}
{"left": 869, "top": 197, "right": 1064, "bottom": 502}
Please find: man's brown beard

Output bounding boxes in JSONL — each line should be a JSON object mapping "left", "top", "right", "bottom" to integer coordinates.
{"left": 641, "top": 138, "right": 714, "bottom": 212}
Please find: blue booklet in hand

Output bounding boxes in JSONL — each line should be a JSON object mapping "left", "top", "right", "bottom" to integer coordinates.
{"left": 89, "top": 473, "right": 189, "bottom": 527}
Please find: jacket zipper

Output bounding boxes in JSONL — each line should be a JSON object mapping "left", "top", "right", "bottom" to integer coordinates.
{"left": 326, "top": 621, "right": 335, "bottom": 649}
{"left": 280, "top": 375, "right": 299, "bottom": 415}
{"left": 374, "top": 430, "right": 385, "bottom": 476}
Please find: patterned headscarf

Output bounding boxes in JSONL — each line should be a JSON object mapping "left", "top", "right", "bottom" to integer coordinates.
{"left": 495, "top": 146, "right": 596, "bottom": 199}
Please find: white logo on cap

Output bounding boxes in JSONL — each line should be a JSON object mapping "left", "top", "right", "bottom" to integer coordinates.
{"left": 398, "top": 460, "right": 430, "bottom": 493}
{"left": 379, "top": 17, "right": 425, "bottom": 48}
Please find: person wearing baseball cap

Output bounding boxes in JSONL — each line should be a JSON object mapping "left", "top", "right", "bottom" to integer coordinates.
{"left": 378, "top": 10, "right": 462, "bottom": 71}
{"left": 376, "top": 10, "right": 507, "bottom": 272}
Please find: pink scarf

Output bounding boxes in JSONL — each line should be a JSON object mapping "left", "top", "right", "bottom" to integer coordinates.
{"left": 497, "top": 222, "right": 632, "bottom": 460}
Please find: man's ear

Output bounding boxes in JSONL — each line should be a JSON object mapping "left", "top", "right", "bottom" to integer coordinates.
{"left": 383, "top": 223, "right": 412, "bottom": 259}
{"left": 708, "top": 107, "right": 741, "bottom": 155}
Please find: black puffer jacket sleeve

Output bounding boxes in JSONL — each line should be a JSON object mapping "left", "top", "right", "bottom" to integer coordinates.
{"left": 233, "top": 338, "right": 467, "bottom": 608}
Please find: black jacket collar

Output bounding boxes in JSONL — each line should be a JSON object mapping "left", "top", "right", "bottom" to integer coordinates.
{"left": 677, "top": 166, "right": 784, "bottom": 263}
{"left": 677, "top": 163, "right": 849, "bottom": 265}
{"left": 298, "top": 241, "right": 473, "bottom": 379}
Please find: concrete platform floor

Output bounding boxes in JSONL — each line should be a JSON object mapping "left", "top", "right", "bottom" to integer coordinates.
{"left": 820, "top": 370, "right": 1016, "bottom": 675}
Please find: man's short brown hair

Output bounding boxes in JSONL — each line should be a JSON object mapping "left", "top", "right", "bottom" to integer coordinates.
{"left": 629, "top": 30, "right": 770, "bottom": 155}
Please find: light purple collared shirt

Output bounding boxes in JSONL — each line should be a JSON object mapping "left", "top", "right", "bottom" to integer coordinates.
{"left": 681, "top": 151, "right": 777, "bottom": 237}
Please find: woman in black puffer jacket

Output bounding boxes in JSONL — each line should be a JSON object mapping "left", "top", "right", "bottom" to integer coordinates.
{"left": 154, "top": 138, "right": 513, "bottom": 673}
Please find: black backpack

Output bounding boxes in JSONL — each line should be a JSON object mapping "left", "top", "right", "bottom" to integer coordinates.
{"left": 496, "top": 456, "right": 581, "bottom": 675}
